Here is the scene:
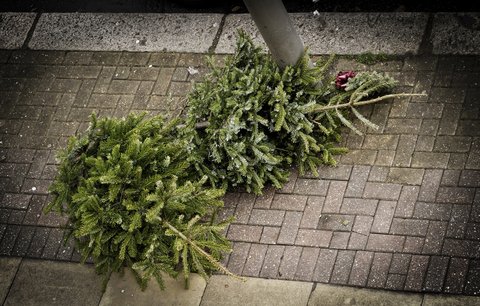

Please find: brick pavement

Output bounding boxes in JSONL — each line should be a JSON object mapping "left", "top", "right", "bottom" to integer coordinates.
{"left": 0, "top": 50, "right": 479, "bottom": 295}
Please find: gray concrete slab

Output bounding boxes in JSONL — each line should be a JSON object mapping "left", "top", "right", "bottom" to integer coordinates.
{"left": 200, "top": 275, "right": 313, "bottom": 306}
{"left": 3, "top": 260, "right": 103, "bottom": 306}
{"left": 0, "top": 13, "right": 36, "bottom": 49}
{"left": 100, "top": 270, "right": 206, "bottom": 306}
{"left": 0, "top": 257, "right": 21, "bottom": 305}
{"left": 423, "top": 294, "right": 480, "bottom": 306}
{"left": 308, "top": 284, "right": 423, "bottom": 306}
{"left": 29, "top": 13, "right": 222, "bottom": 52}
{"left": 432, "top": 13, "right": 480, "bottom": 55}
{"left": 216, "top": 13, "right": 428, "bottom": 55}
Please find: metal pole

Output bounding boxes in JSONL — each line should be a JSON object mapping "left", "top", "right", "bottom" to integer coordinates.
{"left": 243, "top": 0, "right": 305, "bottom": 68}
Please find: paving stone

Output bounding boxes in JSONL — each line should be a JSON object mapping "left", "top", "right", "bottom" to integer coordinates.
{"left": 243, "top": 244, "right": 268, "bottom": 277}
{"left": 386, "top": 118, "right": 421, "bottom": 134}
{"left": 348, "top": 251, "right": 374, "bottom": 286}
{"left": 248, "top": 209, "right": 285, "bottom": 227}
{"left": 5, "top": 260, "right": 103, "bottom": 306}
{"left": 434, "top": 136, "right": 472, "bottom": 153}
{"left": 227, "top": 225, "right": 262, "bottom": 243}
{"left": 341, "top": 149, "right": 377, "bottom": 165}
{"left": 278, "top": 246, "right": 302, "bottom": 280}
{"left": 296, "top": 229, "right": 332, "bottom": 248}
{"left": 8, "top": 210, "right": 25, "bottom": 224}
{"left": 363, "top": 182, "right": 402, "bottom": 200}
{"left": 202, "top": 275, "right": 312, "bottom": 306}
{"left": 404, "top": 236, "right": 425, "bottom": 253}
{"left": 11, "top": 226, "right": 35, "bottom": 256}
{"left": 444, "top": 257, "right": 469, "bottom": 294}
{"left": 412, "top": 152, "right": 450, "bottom": 168}
{"left": 367, "top": 234, "right": 405, "bottom": 252}
{"left": 341, "top": 198, "right": 378, "bottom": 216}
{"left": 26, "top": 227, "right": 50, "bottom": 258}
{"left": 329, "top": 232, "right": 350, "bottom": 249}
{"left": 404, "top": 255, "right": 429, "bottom": 291}
{"left": 436, "top": 187, "right": 475, "bottom": 204}
{"left": 345, "top": 166, "right": 370, "bottom": 197}
{"left": 375, "top": 150, "right": 396, "bottom": 166}
{"left": 294, "top": 247, "right": 320, "bottom": 281}
{"left": 415, "top": 135, "right": 436, "bottom": 152}
{"left": 459, "top": 170, "right": 480, "bottom": 187}
{"left": 390, "top": 254, "right": 412, "bottom": 275}
{"left": 368, "top": 166, "right": 389, "bottom": 182}
{"left": 271, "top": 194, "right": 307, "bottom": 211}
{"left": 319, "top": 182, "right": 348, "bottom": 215}
{"left": 317, "top": 165, "right": 352, "bottom": 181}
{"left": 348, "top": 232, "right": 369, "bottom": 250}
{"left": 418, "top": 169, "right": 443, "bottom": 202}
{"left": 353, "top": 215, "right": 374, "bottom": 235}
{"left": 254, "top": 187, "right": 275, "bottom": 209}
{"left": 330, "top": 250, "right": 355, "bottom": 285}
{"left": 371, "top": 201, "right": 396, "bottom": 233}
{"left": 300, "top": 196, "right": 324, "bottom": 228}
{"left": 395, "top": 186, "right": 420, "bottom": 218}
{"left": 1, "top": 193, "right": 31, "bottom": 209}
{"left": 422, "top": 221, "right": 447, "bottom": 254}
{"left": 413, "top": 202, "right": 451, "bottom": 221}
{"left": 362, "top": 134, "right": 399, "bottom": 150}
{"left": 441, "top": 169, "right": 461, "bottom": 186}
{"left": 385, "top": 274, "right": 407, "bottom": 291}
{"left": 0, "top": 225, "right": 21, "bottom": 255}
{"left": 446, "top": 205, "right": 470, "bottom": 239}
{"left": 465, "top": 260, "right": 480, "bottom": 295}
{"left": 438, "top": 104, "right": 462, "bottom": 135}
{"left": 318, "top": 214, "right": 354, "bottom": 232}
{"left": 424, "top": 256, "right": 449, "bottom": 292}
{"left": 406, "top": 103, "right": 444, "bottom": 118}
{"left": 466, "top": 223, "right": 480, "bottom": 241}
{"left": 367, "top": 253, "right": 392, "bottom": 288}
{"left": 277, "top": 211, "right": 302, "bottom": 244}
{"left": 387, "top": 168, "right": 424, "bottom": 185}
{"left": 260, "top": 226, "right": 280, "bottom": 244}
{"left": 226, "top": 242, "right": 250, "bottom": 275}
{"left": 234, "top": 193, "right": 256, "bottom": 224}
{"left": 390, "top": 218, "right": 429, "bottom": 236}
{"left": 293, "top": 179, "right": 329, "bottom": 196}
{"left": 260, "top": 245, "right": 284, "bottom": 278}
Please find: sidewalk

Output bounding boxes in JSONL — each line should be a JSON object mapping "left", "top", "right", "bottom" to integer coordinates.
{"left": 1, "top": 257, "right": 479, "bottom": 305}
{"left": 1, "top": 11, "right": 480, "bottom": 306}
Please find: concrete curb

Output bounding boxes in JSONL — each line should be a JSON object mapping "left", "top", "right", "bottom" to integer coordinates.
{"left": 2, "top": 258, "right": 480, "bottom": 306}
{"left": 1, "top": 12, "right": 479, "bottom": 54}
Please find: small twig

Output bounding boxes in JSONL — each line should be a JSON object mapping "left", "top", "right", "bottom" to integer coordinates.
{"left": 161, "top": 218, "right": 245, "bottom": 281}
{"left": 307, "top": 93, "right": 427, "bottom": 113}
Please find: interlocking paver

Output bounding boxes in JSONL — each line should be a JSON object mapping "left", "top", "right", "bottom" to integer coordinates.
{"left": 0, "top": 50, "right": 479, "bottom": 296}
{"left": 371, "top": 200, "right": 396, "bottom": 233}
{"left": 330, "top": 250, "right": 355, "bottom": 285}
{"left": 277, "top": 211, "right": 302, "bottom": 244}
{"left": 260, "top": 245, "right": 284, "bottom": 278}
{"left": 349, "top": 251, "right": 374, "bottom": 286}
{"left": 300, "top": 196, "right": 324, "bottom": 228}
{"left": 367, "top": 252, "right": 392, "bottom": 288}
{"left": 322, "top": 181, "right": 347, "bottom": 213}
{"left": 242, "top": 244, "right": 267, "bottom": 277}
{"left": 294, "top": 247, "right": 320, "bottom": 280}
{"left": 404, "top": 255, "right": 429, "bottom": 291}
{"left": 278, "top": 246, "right": 301, "bottom": 280}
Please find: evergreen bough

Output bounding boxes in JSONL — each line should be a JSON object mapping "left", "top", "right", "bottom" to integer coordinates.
{"left": 186, "top": 32, "right": 421, "bottom": 194}
{"left": 45, "top": 114, "right": 234, "bottom": 290}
